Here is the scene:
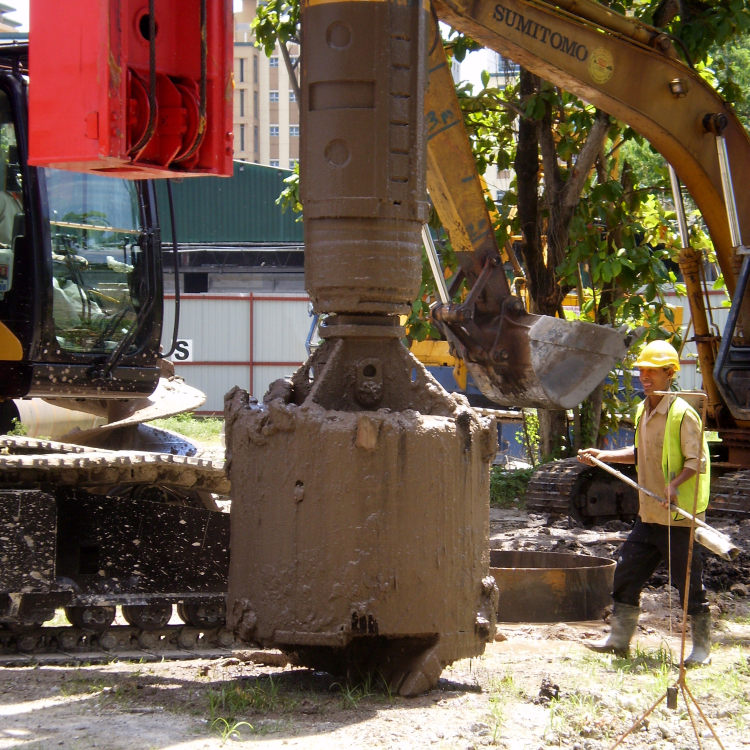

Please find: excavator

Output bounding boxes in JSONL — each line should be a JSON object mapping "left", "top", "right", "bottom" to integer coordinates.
{"left": 0, "top": 0, "right": 747, "bottom": 686}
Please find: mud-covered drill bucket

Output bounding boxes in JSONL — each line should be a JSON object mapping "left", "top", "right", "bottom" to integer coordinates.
{"left": 490, "top": 550, "right": 615, "bottom": 622}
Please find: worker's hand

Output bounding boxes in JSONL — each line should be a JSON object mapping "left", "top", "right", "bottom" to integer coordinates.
{"left": 577, "top": 448, "right": 603, "bottom": 466}
{"left": 664, "top": 482, "right": 679, "bottom": 507}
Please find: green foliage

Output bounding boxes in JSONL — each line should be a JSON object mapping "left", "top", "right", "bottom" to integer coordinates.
{"left": 489, "top": 465, "right": 534, "bottom": 508}
{"left": 207, "top": 676, "right": 289, "bottom": 731}
{"left": 710, "top": 34, "right": 750, "bottom": 128}
{"left": 519, "top": 410, "right": 541, "bottom": 466}
{"left": 252, "top": 0, "right": 300, "bottom": 55}
{"left": 331, "top": 678, "right": 375, "bottom": 709}
{"left": 6, "top": 417, "right": 27, "bottom": 436}
{"left": 276, "top": 161, "right": 302, "bottom": 218}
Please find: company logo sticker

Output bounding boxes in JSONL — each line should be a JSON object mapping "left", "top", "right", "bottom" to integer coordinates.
{"left": 589, "top": 48, "right": 614, "bottom": 84}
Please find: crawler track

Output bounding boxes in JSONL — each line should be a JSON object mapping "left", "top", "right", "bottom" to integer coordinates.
{"left": 525, "top": 458, "right": 587, "bottom": 517}
{"left": 1, "top": 433, "right": 234, "bottom": 661}
{"left": 0, "top": 622, "right": 237, "bottom": 667}
{"left": 0, "top": 435, "right": 230, "bottom": 496}
{"left": 527, "top": 458, "right": 749, "bottom": 522}
{"left": 710, "top": 469, "right": 750, "bottom": 516}
{"left": 526, "top": 457, "right": 638, "bottom": 525}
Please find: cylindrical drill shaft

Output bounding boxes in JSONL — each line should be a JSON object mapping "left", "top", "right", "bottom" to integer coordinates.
{"left": 300, "top": 0, "right": 430, "bottom": 316}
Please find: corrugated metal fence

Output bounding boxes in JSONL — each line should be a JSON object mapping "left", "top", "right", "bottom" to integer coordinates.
{"left": 162, "top": 292, "right": 311, "bottom": 413}
{"left": 161, "top": 288, "right": 731, "bottom": 414}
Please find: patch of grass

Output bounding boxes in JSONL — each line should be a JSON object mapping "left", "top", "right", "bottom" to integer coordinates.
{"left": 687, "top": 648, "right": 750, "bottom": 731}
{"left": 722, "top": 611, "right": 750, "bottom": 625}
{"left": 614, "top": 642, "right": 675, "bottom": 675}
{"left": 207, "top": 675, "right": 296, "bottom": 724}
{"left": 489, "top": 465, "right": 534, "bottom": 508}
{"left": 331, "top": 673, "right": 378, "bottom": 709}
{"left": 486, "top": 672, "right": 526, "bottom": 742}
{"left": 148, "top": 412, "right": 224, "bottom": 445}
{"left": 547, "top": 690, "right": 615, "bottom": 743}
{"left": 59, "top": 674, "right": 116, "bottom": 698}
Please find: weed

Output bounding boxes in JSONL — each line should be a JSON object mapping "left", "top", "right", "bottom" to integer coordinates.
{"left": 547, "top": 690, "right": 615, "bottom": 743}
{"left": 486, "top": 672, "right": 525, "bottom": 742}
{"left": 615, "top": 642, "right": 674, "bottom": 673}
{"left": 210, "top": 717, "right": 253, "bottom": 744}
{"left": 687, "top": 648, "right": 750, "bottom": 731}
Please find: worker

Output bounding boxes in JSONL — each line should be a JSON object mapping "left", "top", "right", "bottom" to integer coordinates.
{"left": 577, "top": 339, "right": 711, "bottom": 665}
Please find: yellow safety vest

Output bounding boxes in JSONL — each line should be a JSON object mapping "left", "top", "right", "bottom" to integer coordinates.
{"left": 634, "top": 396, "right": 710, "bottom": 519}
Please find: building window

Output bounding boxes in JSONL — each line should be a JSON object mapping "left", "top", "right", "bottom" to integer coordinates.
{"left": 254, "top": 125, "right": 259, "bottom": 155}
{"left": 289, "top": 125, "right": 299, "bottom": 138}
{"left": 269, "top": 56, "right": 279, "bottom": 68}
{"left": 239, "top": 124, "right": 245, "bottom": 152}
{"left": 254, "top": 91, "right": 259, "bottom": 118}
{"left": 239, "top": 89, "right": 245, "bottom": 118}
{"left": 270, "top": 125, "right": 279, "bottom": 137}
{"left": 269, "top": 90, "right": 279, "bottom": 103}
{"left": 239, "top": 58, "right": 245, "bottom": 83}
{"left": 289, "top": 90, "right": 296, "bottom": 102}
{"left": 270, "top": 159, "right": 280, "bottom": 167}
{"left": 253, "top": 56, "right": 258, "bottom": 83}
{"left": 289, "top": 159, "right": 298, "bottom": 170}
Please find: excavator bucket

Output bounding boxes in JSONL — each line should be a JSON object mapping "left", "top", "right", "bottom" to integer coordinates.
{"left": 443, "top": 311, "right": 627, "bottom": 410}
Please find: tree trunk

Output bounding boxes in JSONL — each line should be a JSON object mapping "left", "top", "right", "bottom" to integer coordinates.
{"left": 538, "top": 409, "right": 569, "bottom": 459}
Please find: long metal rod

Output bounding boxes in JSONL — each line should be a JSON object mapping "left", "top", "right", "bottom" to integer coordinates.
{"left": 422, "top": 225, "right": 450, "bottom": 304}
{"left": 582, "top": 453, "right": 739, "bottom": 559}
{"left": 715, "top": 134, "right": 743, "bottom": 249}
{"left": 668, "top": 165, "right": 690, "bottom": 248}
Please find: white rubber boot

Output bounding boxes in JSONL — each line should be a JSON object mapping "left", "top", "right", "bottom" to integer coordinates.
{"left": 685, "top": 612, "right": 712, "bottom": 666}
{"left": 589, "top": 602, "right": 639, "bottom": 657}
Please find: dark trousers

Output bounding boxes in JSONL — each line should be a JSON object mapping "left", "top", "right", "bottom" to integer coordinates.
{"left": 612, "top": 519, "right": 709, "bottom": 616}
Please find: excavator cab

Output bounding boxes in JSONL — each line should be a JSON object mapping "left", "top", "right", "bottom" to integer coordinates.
{"left": 0, "top": 47, "right": 163, "bottom": 401}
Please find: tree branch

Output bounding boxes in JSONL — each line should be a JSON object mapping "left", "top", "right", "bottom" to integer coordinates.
{"left": 562, "top": 109, "right": 610, "bottom": 213}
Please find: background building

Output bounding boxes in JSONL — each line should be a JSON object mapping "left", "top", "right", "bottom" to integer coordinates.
{"left": 233, "top": 0, "right": 300, "bottom": 169}
{"left": 0, "top": 3, "right": 21, "bottom": 32}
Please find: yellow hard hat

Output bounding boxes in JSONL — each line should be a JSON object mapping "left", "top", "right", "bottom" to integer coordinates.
{"left": 635, "top": 340, "right": 680, "bottom": 372}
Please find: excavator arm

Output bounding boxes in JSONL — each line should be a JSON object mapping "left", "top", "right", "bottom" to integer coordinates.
{"left": 433, "top": 0, "right": 750, "bottom": 286}
{"left": 423, "top": 9, "right": 627, "bottom": 409}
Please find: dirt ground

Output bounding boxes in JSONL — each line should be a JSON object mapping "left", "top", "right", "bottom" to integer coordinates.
{"left": 1, "top": 508, "right": 749, "bottom": 750}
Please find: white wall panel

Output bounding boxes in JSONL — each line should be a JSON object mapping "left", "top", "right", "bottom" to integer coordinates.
{"left": 252, "top": 296, "right": 311, "bottom": 362}
{"left": 161, "top": 293, "right": 310, "bottom": 413}
{"left": 171, "top": 364, "right": 252, "bottom": 414}
{"left": 163, "top": 296, "right": 252, "bottom": 361}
